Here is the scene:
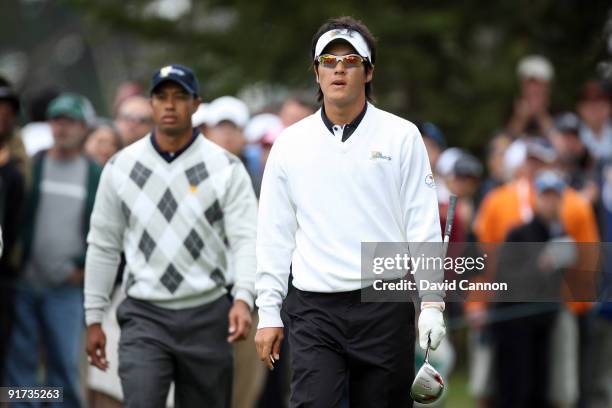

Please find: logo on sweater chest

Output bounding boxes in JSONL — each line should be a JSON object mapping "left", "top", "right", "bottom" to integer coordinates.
{"left": 370, "top": 151, "right": 392, "bottom": 161}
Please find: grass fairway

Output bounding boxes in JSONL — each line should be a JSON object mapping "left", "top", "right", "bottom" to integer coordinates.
{"left": 443, "top": 368, "right": 475, "bottom": 407}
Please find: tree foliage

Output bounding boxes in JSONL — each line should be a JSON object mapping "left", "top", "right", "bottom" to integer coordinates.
{"left": 66, "top": 0, "right": 611, "bottom": 150}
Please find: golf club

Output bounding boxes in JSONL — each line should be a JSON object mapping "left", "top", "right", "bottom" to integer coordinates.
{"left": 410, "top": 195, "right": 456, "bottom": 404}
{"left": 410, "top": 337, "right": 445, "bottom": 404}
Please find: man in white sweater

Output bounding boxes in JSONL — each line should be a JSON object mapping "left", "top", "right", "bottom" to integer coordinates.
{"left": 254, "top": 17, "right": 446, "bottom": 407}
{"left": 84, "top": 64, "right": 258, "bottom": 407}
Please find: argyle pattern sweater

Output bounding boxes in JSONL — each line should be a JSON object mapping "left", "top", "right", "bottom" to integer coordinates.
{"left": 84, "top": 134, "right": 257, "bottom": 325}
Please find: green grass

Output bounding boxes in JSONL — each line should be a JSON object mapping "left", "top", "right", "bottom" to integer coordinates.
{"left": 443, "top": 368, "right": 475, "bottom": 408}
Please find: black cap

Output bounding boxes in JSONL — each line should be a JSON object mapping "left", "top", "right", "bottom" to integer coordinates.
{"left": 555, "top": 112, "right": 580, "bottom": 135}
{"left": 418, "top": 121, "right": 447, "bottom": 149}
{"left": 453, "top": 153, "right": 483, "bottom": 178}
{"left": 0, "top": 81, "right": 20, "bottom": 114}
{"left": 150, "top": 64, "right": 199, "bottom": 96}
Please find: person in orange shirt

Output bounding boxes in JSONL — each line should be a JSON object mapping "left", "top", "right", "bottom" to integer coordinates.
{"left": 475, "top": 138, "right": 598, "bottom": 244}
{"left": 468, "top": 137, "right": 598, "bottom": 407}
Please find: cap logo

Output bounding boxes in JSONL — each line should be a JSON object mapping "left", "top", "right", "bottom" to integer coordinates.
{"left": 315, "top": 28, "right": 372, "bottom": 64}
{"left": 330, "top": 29, "right": 353, "bottom": 38}
{"left": 160, "top": 65, "right": 185, "bottom": 78}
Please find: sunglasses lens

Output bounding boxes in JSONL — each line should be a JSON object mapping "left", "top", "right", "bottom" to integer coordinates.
{"left": 343, "top": 55, "right": 363, "bottom": 67}
{"left": 319, "top": 55, "right": 337, "bottom": 67}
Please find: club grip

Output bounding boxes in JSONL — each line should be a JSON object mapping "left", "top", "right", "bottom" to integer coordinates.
{"left": 444, "top": 195, "right": 457, "bottom": 243}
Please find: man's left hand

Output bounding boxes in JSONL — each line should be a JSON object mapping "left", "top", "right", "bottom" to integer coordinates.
{"left": 418, "top": 307, "right": 446, "bottom": 350}
{"left": 227, "top": 300, "right": 252, "bottom": 343}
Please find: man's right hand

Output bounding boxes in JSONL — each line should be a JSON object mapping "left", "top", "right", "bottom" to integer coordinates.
{"left": 86, "top": 323, "right": 108, "bottom": 371}
{"left": 255, "top": 327, "right": 284, "bottom": 370}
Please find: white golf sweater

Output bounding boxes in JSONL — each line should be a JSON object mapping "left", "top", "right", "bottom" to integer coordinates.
{"left": 256, "top": 104, "right": 443, "bottom": 328}
{"left": 84, "top": 134, "right": 258, "bottom": 325}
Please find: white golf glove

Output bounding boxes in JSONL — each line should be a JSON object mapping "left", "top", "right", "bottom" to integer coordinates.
{"left": 418, "top": 303, "right": 446, "bottom": 350}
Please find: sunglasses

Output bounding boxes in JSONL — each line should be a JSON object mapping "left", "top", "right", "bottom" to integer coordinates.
{"left": 317, "top": 54, "right": 366, "bottom": 69}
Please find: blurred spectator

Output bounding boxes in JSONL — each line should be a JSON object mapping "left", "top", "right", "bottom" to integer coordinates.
{"left": 450, "top": 151, "right": 483, "bottom": 234}
{"left": 589, "top": 159, "right": 612, "bottom": 408}
{"left": 0, "top": 86, "right": 26, "bottom": 381}
{"left": 472, "top": 137, "right": 599, "bottom": 407}
{"left": 204, "top": 96, "right": 250, "bottom": 155}
{"left": 20, "top": 87, "right": 60, "bottom": 157}
{"left": 507, "top": 55, "right": 559, "bottom": 144}
{"left": 191, "top": 102, "right": 210, "bottom": 135}
{"left": 450, "top": 152, "right": 483, "bottom": 199}
{"left": 6, "top": 93, "right": 102, "bottom": 407}
{"left": 493, "top": 170, "right": 570, "bottom": 408}
{"left": 258, "top": 96, "right": 315, "bottom": 170}
{"left": 419, "top": 121, "right": 447, "bottom": 171}
{"left": 475, "top": 137, "right": 597, "bottom": 243}
{"left": 435, "top": 146, "right": 461, "bottom": 205}
{"left": 244, "top": 113, "right": 282, "bottom": 145}
{"left": 437, "top": 150, "right": 482, "bottom": 244}
{"left": 114, "top": 95, "right": 153, "bottom": 146}
{"left": 85, "top": 122, "right": 123, "bottom": 165}
{"left": 0, "top": 77, "right": 29, "bottom": 183}
{"left": 111, "top": 81, "right": 144, "bottom": 117}
{"left": 588, "top": 302, "right": 612, "bottom": 408}
{"left": 577, "top": 80, "right": 612, "bottom": 162}
{"left": 243, "top": 112, "right": 282, "bottom": 196}
{"left": 475, "top": 132, "right": 512, "bottom": 209}
{"left": 554, "top": 112, "right": 598, "bottom": 204}
{"left": 277, "top": 95, "right": 316, "bottom": 128}
{"left": 199, "top": 95, "right": 266, "bottom": 408}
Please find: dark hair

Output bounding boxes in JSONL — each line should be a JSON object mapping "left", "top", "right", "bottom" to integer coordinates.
{"left": 284, "top": 92, "right": 317, "bottom": 113}
{"left": 93, "top": 119, "right": 124, "bottom": 150}
{"left": 0, "top": 75, "right": 20, "bottom": 114}
{"left": 28, "top": 88, "right": 61, "bottom": 122}
{"left": 311, "top": 16, "right": 377, "bottom": 103}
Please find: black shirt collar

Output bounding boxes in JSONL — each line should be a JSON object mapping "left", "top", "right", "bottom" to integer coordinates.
{"left": 321, "top": 103, "right": 368, "bottom": 142}
{"left": 151, "top": 128, "right": 199, "bottom": 163}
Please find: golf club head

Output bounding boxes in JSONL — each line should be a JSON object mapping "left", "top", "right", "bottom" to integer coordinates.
{"left": 410, "top": 361, "right": 445, "bottom": 404}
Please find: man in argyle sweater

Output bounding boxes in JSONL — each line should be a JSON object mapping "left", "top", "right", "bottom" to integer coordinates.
{"left": 84, "top": 65, "right": 257, "bottom": 408}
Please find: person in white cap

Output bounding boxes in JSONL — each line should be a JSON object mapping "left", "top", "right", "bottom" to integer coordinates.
{"left": 204, "top": 96, "right": 250, "bottom": 156}
{"left": 507, "top": 55, "right": 562, "bottom": 147}
{"left": 254, "top": 16, "right": 445, "bottom": 407}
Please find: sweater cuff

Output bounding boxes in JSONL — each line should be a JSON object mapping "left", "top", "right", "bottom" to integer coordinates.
{"left": 257, "top": 306, "right": 284, "bottom": 329}
{"left": 232, "top": 287, "right": 255, "bottom": 311}
{"left": 85, "top": 309, "right": 105, "bottom": 326}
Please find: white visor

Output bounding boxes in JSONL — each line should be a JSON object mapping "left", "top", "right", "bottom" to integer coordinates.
{"left": 314, "top": 28, "right": 372, "bottom": 63}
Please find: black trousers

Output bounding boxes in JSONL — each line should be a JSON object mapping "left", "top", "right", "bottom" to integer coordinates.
{"left": 117, "top": 296, "right": 233, "bottom": 408}
{"left": 283, "top": 287, "right": 415, "bottom": 408}
{"left": 493, "top": 305, "right": 557, "bottom": 408}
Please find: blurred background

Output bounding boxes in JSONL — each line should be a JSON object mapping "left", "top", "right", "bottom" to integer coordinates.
{"left": 1, "top": 0, "right": 611, "bottom": 148}
{"left": 1, "top": 1, "right": 612, "bottom": 407}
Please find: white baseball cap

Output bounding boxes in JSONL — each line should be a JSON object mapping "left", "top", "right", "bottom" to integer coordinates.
{"left": 504, "top": 139, "right": 527, "bottom": 179}
{"left": 244, "top": 113, "right": 282, "bottom": 143}
{"left": 191, "top": 103, "right": 211, "bottom": 127}
{"left": 314, "top": 28, "right": 372, "bottom": 63}
{"left": 205, "top": 96, "right": 249, "bottom": 128}
{"left": 517, "top": 55, "right": 554, "bottom": 82}
{"left": 436, "top": 147, "right": 462, "bottom": 177}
